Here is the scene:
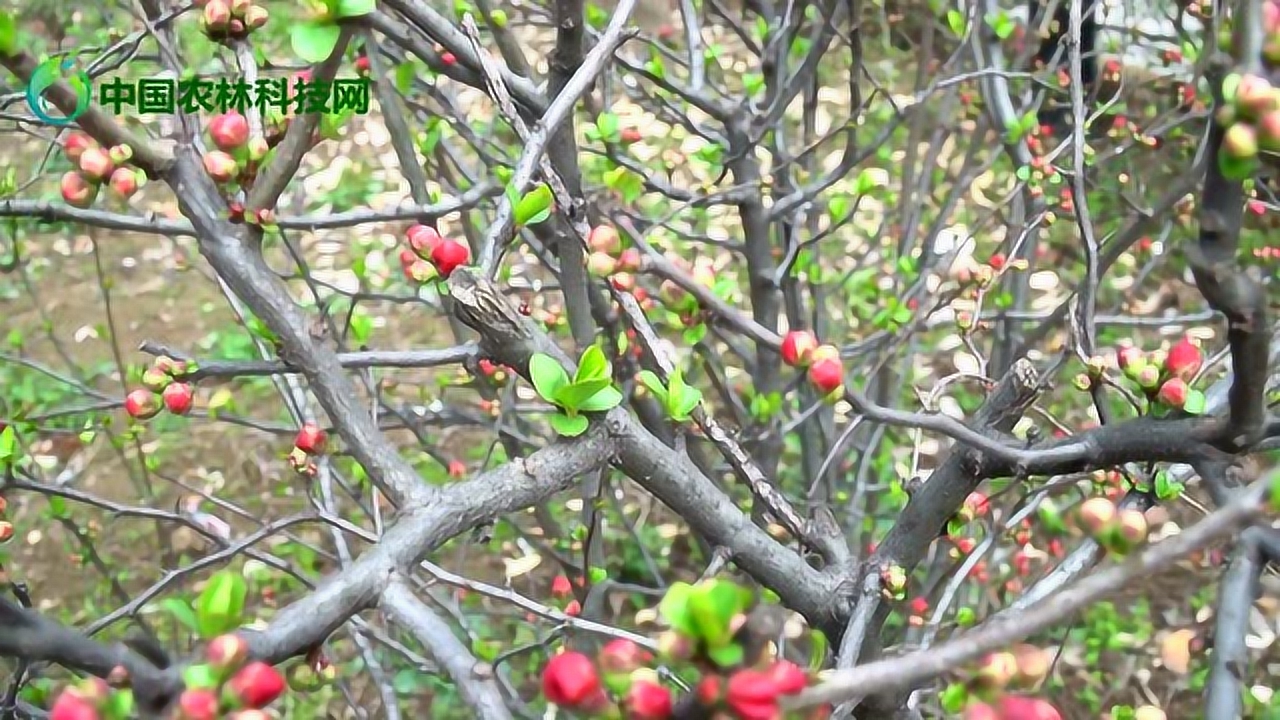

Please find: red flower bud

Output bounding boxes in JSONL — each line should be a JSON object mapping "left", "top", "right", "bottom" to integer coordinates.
{"left": 108, "top": 167, "right": 139, "bottom": 199}
{"left": 764, "top": 660, "right": 808, "bottom": 695}
{"left": 228, "top": 661, "right": 286, "bottom": 709}
{"left": 430, "top": 238, "right": 470, "bottom": 277}
{"left": 626, "top": 680, "right": 673, "bottom": 719}
{"left": 618, "top": 247, "right": 642, "bottom": 271}
{"left": 0, "top": 521, "right": 13, "bottom": 543}
{"left": 781, "top": 330, "right": 819, "bottom": 367}
{"left": 207, "top": 633, "right": 250, "bottom": 670}
{"left": 49, "top": 692, "right": 99, "bottom": 720}
{"left": 551, "top": 575, "right": 573, "bottom": 597}
{"left": 162, "top": 382, "right": 194, "bottom": 416}
{"left": 541, "top": 651, "right": 606, "bottom": 710}
{"left": 1164, "top": 335, "right": 1202, "bottom": 381}
{"left": 203, "top": 0, "right": 231, "bottom": 30}
{"left": 807, "top": 353, "right": 843, "bottom": 394}
{"left": 726, "top": 669, "right": 782, "bottom": 720}
{"left": 996, "top": 695, "right": 1063, "bottom": 720}
{"left": 1157, "top": 377, "right": 1189, "bottom": 408}
{"left": 177, "top": 689, "right": 219, "bottom": 720}
{"left": 294, "top": 423, "right": 327, "bottom": 455}
{"left": 963, "top": 702, "right": 1000, "bottom": 720}
{"left": 964, "top": 491, "right": 989, "bottom": 517}
{"left": 407, "top": 224, "right": 442, "bottom": 258}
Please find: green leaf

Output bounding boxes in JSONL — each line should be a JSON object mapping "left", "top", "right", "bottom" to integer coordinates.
{"left": 529, "top": 353, "right": 570, "bottom": 403}
{"left": 597, "top": 112, "right": 620, "bottom": 142}
{"left": 808, "top": 630, "right": 828, "bottom": 672}
{"left": 671, "top": 386, "right": 701, "bottom": 420}
{"left": 156, "top": 597, "right": 200, "bottom": 634}
{"left": 1182, "top": 389, "right": 1206, "bottom": 415}
{"left": 514, "top": 183, "right": 553, "bottom": 227}
{"left": 946, "top": 9, "right": 966, "bottom": 36}
{"left": 828, "top": 195, "right": 849, "bottom": 221}
{"left": 853, "top": 168, "right": 881, "bottom": 195}
{"left": 1217, "top": 150, "right": 1256, "bottom": 181}
{"left": 1154, "top": 470, "right": 1184, "bottom": 501}
{"left": 577, "top": 385, "right": 624, "bottom": 413}
{"left": 549, "top": 412, "right": 589, "bottom": 437}
{"left": 658, "top": 582, "right": 698, "bottom": 635}
{"left": 668, "top": 368, "right": 688, "bottom": 404}
{"left": 193, "top": 570, "right": 247, "bottom": 639}
{"left": 291, "top": 22, "right": 342, "bottom": 63}
{"left": 394, "top": 62, "right": 416, "bottom": 94}
{"left": 688, "top": 581, "right": 746, "bottom": 646}
{"left": 575, "top": 344, "right": 610, "bottom": 382}
{"left": 0, "top": 424, "right": 17, "bottom": 466}
{"left": 335, "top": 0, "right": 377, "bottom": 17}
{"left": 0, "top": 12, "right": 16, "bottom": 56}
{"left": 683, "top": 323, "right": 707, "bottom": 345}
{"left": 667, "top": 370, "right": 701, "bottom": 419}
{"left": 892, "top": 304, "right": 912, "bottom": 325}
{"left": 104, "top": 689, "right": 134, "bottom": 719}
{"left": 638, "top": 370, "right": 669, "bottom": 403}
{"left": 939, "top": 683, "right": 970, "bottom": 714}
{"left": 707, "top": 643, "right": 744, "bottom": 668}
{"left": 554, "top": 378, "right": 613, "bottom": 410}
{"left": 183, "top": 663, "right": 219, "bottom": 690}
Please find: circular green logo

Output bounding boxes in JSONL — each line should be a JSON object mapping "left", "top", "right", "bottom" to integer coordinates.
{"left": 27, "top": 57, "right": 92, "bottom": 126}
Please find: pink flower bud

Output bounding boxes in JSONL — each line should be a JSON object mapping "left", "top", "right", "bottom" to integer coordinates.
{"left": 202, "top": 150, "right": 238, "bottom": 183}
{"left": 125, "top": 389, "right": 161, "bottom": 420}
{"left": 207, "top": 633, "right": 250, "bottom": 670}
{"left": 61, "top": 171, "right": 98, "bottom": 208}
{"left": 209, "top": 111, "right": 250, "bottom": 151}
{"left": 78, "top": 147, "right": 114, "bottom": 181}
{"left": 108, "top": 167, "right": 139, "bottom": 199}
{"left": 587, "top": 225, "right": 621, "bottom": 254}
{"left": 597, "top": 639, "right": 650, "bottom": 675}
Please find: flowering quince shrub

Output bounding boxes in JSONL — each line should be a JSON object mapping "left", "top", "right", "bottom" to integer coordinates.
{"left": 4, "top": 0, "right": 1280, "bottom": 718}
{"left": 44, "top": 634, "right": 286, "bottom": 720}
{"left": 539, "top": 580, "right": 829, "bottom": 720}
